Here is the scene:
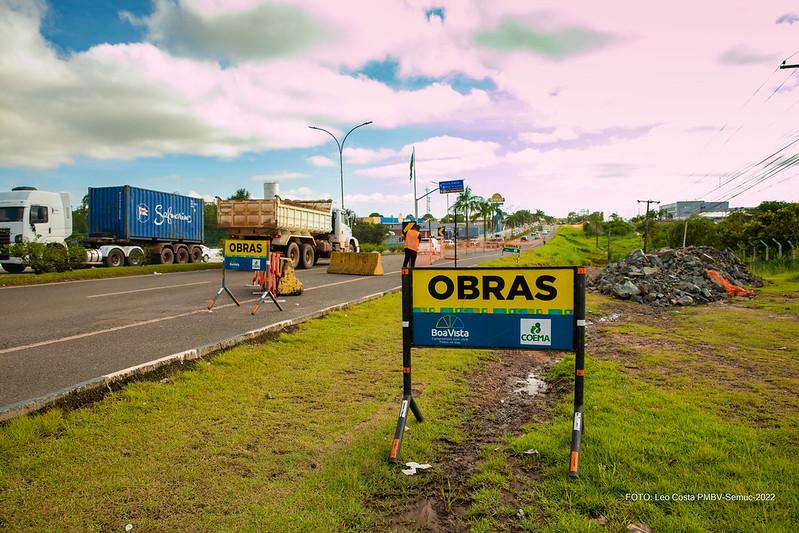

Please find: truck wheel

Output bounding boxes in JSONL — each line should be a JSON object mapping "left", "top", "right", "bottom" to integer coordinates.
{"left": 127, "top": 249, "right": 144, "bottom": 266}
{"left": 349, "top": 240, "right": 359, "bottom": 253}
{"left": 175, "top": 246, "right": 189, "bottom": 264}
{"left": 300, "top": 243, "right": 315, "bottom": 269}
{"left": 159, "top": 247, "right": 174, "bottom": 264}
{"left": 104, "top": 248, "right": 125, "bottom": 268}
{"left": 1, "top": 263, "right": 25, "bottom": 274}
{"left": 189, "top": 246, "right": 203, "bottom": 263}
{"left": 286, "top": 242, "right": 301, "bottom": 269}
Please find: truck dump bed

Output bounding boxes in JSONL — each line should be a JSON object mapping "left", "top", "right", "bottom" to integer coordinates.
{"left": 217, "top": 196, "right": 333, "bottom": 236}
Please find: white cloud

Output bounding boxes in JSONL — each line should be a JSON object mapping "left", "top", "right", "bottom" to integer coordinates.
{"left": 307, "top": 155, "right": 336, "bottom": 167}
{"left": 345, "top": 192, "right": 413, "bottom": 204}
{"left": 249, "top": 171, "right": 309, "bottom": 181}
{"left": 188, "top": 190, "right": 215, "bottom": 202}
{"left": 282, "top": 186, "right": 333, "bottom": 200}
{"left": 356, "top": 135, "right": 500, "bottom": 178}
{"left": 343, "top": 147, "right": 398, "bottom": 164}
{"left": 520, "top": 127, "right": 580, "bottom": 144}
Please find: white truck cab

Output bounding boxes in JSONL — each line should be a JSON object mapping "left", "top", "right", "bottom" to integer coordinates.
{"left": 0, "top": 187, "right": 72, "bottom": 272}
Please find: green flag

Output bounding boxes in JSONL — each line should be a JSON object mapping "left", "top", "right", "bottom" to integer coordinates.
{"left": 409, "top": 147, "right": 415, "bottom": 181}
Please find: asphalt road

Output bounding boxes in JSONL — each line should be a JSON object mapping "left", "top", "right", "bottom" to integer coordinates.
{"left": 0, "top": 239, "right": 548, "bottom": 409}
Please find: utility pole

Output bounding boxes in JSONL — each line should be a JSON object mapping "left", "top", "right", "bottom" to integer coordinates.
{"left": 637, "top": 199, "right": 660, "bottom": 253}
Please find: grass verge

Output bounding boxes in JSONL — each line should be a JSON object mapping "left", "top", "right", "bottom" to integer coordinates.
{"left": 0, "top": 294, "right": 491, "bottom": 530}
{"left": 0, "top": 262, "right": 220, "bottom": 287}
{"left": 483, "top": 225, "right": 643, "bottom": 267}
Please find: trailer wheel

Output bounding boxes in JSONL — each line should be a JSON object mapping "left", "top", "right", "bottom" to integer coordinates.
{"left": 159, "top": 247, "right": 174, "bottom": 264}
{"left": 175, "top": 246, "right": 189, "bottom": 264}
{"left": 300, "top": 243, "right": 315, "bottom": 269}
{"left": 286, "top": 242, "right": 301, "bottom": 269}
{"left": 104, "top": 248, "right": 125, "bottom": 268}
{"left": 1, "top": 263, "right": 26, "bottom": 274}
{"left": 127, "top": 249, "right": 145, "bottom": 266}
{"left": 189, "top": 246, "right": 203, "bottom": 263}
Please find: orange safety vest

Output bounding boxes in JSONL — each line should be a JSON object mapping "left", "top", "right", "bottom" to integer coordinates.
{"left": 404, "top": 229, "right": 420, "bottom": 251}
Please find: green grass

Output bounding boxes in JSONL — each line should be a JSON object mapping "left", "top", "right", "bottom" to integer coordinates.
{"left": 503, "top": 283, "right": 799, "bottom": 531}
{"left": 0, "top": 262, "right": 220, "bottom": 287}
{"left": 483, "top": 225, "right": 643, "bottom": 267}
{"left": 0, "top": 294, "right": 491, "bottom": 531}
{"left": 469, "top": 235, "right": 799, "bottom": 531}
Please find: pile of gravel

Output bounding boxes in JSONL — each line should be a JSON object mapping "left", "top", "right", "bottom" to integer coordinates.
{"left": 591, "top": 246, "right": 763, "bottom": 306}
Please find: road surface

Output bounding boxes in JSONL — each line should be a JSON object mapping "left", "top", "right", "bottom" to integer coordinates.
{"left": 0, "top": 240, "right": 549, "bottom": 409}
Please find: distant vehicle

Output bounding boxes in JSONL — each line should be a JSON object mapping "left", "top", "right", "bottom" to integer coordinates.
{"left": 216, "top": 195, "right": 358, "bottom": 269}
{"left": 0, "top": 185, "right": 205, "bottom": 273}
{"left": 199, "top": 245, "right": 223, "bottom": 262}
{"left": 418, "top": 237, "right": 441, "bottom": 254}
{"left": 520, "top": 235, "right": 529, "bottom": 241}
{"left": 442, "top": 239, "right": 454, "bottom": 246}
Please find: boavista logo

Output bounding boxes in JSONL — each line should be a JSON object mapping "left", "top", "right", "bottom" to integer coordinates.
{"left": 432, "top": 314, "right": 470, "bottom": 339}
{"left": 520, "top": 318, "right": 551, "bottom": 346}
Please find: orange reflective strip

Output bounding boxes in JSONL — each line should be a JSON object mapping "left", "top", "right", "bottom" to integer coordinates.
{"left": 576, "top": 369, "right": 585, "bottom": 377}
{"left": 390, "top": 439, "right": 400, "bottom": 459}
{"left": 569, "top": 451, "right": 579, "bottom": 473}
{"left": 402, "top": 268, "right": 409, "bottom": 275}
{"left": 577, "top": 267, "right": 587, "bottom": 274}
{"left": 403, "top": 367, "right": 411, "bottom": 374}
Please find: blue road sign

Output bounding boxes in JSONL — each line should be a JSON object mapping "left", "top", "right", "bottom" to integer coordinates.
{"left": 439, "top": 179, "right": 464, "bottom": 194}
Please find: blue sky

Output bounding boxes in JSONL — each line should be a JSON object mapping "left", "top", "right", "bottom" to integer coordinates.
{"left": 1, "top": 0, "right": 798, "bottom": 218}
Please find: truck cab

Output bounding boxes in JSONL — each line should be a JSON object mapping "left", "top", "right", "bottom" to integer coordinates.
{"left": 331, "top": 209, "right": 358, "bottom": 253}
{"left": 0, "top": 187, "right": 72, "bottom": 272}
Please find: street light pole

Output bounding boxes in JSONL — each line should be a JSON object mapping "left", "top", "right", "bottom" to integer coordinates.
{"left": 309, "top": 121, "right": 373, "bottom": 210}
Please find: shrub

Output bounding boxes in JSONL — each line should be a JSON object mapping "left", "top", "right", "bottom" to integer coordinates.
{"left": 7, "top": 241, "right": 86, "bottom": 274}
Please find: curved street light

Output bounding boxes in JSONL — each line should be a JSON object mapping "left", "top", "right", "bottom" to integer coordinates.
{"left": 308, "top": 121, "right": 373, "bottom": 210}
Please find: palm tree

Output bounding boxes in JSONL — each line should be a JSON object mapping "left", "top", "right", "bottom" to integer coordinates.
{"left": 451, "top": 187, "right": 482, "bottom": 244}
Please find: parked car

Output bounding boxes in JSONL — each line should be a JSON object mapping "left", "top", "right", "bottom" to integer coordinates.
{"left": 520, "top": 235, "right": 529, "bottom": 241}
{"left": 442, "top": 239, "right": 454, "bottom": 246}
{"left": 418, "top": 237, "right": 441, "bottom": 254}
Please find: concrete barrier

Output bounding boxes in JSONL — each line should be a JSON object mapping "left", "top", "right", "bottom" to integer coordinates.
{"left": 327, "top": 252, "right": 384, "bottom": 275}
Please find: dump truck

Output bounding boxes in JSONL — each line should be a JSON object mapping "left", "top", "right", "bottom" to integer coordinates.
{"left": 0, "top": 185, "right": 205, "bottom": 273}
{"left": 216, "top": 196, "right": 358, "bottom": 269}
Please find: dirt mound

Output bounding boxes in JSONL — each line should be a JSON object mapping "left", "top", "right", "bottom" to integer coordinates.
{"left": 591, "top": 246, "right": 763, "bottom": 306}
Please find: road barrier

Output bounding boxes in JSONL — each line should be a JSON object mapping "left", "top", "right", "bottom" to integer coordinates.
{"left": 327, "top": 252, "right": 384, "bottom": 275}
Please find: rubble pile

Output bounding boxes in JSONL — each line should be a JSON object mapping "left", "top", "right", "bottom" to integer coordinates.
{"left": 592, "top": 246, "right": 763, "bottom": 306}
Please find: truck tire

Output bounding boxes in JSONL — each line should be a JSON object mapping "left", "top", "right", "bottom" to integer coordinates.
{"left": 349, "top": 240, "right": 359, "bottom": 253}
{"left": 104, "top": 248, "right": 125, "bottom": 268}
{"left": 1, "top": 263, "right": 25, "bottom": 274}
{"left": 286, "top": 242, "right": 301, "bottom": 269}
{"left": 159, "top": 247, "right": 174, "bottom": 264}
{"left": 127, "top": 249, "right": 144, "bottom": 266}
{"left": 189, "top": 246, "right": 203, "bottom": 263}
{"left": 300, "top": 243, "right": 315, "bottom": 269}
{"left": 175, "top": 246, "right": 189, "bottom": 264}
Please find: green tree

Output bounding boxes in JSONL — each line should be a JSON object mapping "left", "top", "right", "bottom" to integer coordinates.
{"left": 227, "top": 189, "right": 251, "bottom": 200}
{"left": 352, "top": 222, "right": 388, "bottom": 245}
{"left": 451, "top": 187, "right": 482, "bottom": 241}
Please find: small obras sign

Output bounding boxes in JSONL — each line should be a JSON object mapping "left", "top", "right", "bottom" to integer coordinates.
{"left": 223, "top": 239, "right": 269, "bottom": 271}
{"left": 411, "top": 268, "right": 576, "bottom": 350}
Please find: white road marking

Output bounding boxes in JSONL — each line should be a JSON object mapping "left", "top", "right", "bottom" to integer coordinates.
{"left": 0, "top": 249, "right": 507, "bottom": 354}
{"left": 86, "top": 281, "right": 212, "bottom": 298}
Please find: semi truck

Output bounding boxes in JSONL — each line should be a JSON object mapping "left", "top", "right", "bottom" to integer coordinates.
{"left": 0, "top": 185, "right": 204, "bottom": 273}
{"left": 216, "top": 195, "right": 358, "bottom": 269}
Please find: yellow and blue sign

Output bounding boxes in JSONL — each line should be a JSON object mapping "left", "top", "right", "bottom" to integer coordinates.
{"left": 411, "top": 267, "right": 576, "bottom": 350}
{"left": 223, "top": 239, "right": 269, "bottom": 271}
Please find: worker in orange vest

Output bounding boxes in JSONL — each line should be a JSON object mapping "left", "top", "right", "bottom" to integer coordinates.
{"left": 403, "top": 223, "right": 421, "bottom": 268}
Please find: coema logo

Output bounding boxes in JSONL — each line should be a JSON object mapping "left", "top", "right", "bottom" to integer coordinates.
{"left": 520, "top": 318, "right": 552, "bottom": 346}
{"left": 432, "top": 314, "right": 470, "bottom": 339}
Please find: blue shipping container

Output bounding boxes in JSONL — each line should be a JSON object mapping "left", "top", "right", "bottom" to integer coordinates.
{"left": 89, "top": 186, "right": 204, "bottom": 243}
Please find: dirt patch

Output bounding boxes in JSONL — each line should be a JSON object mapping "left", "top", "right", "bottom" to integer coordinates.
{"left": 385, "top": 349, "right": 564, "bottom": 531}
